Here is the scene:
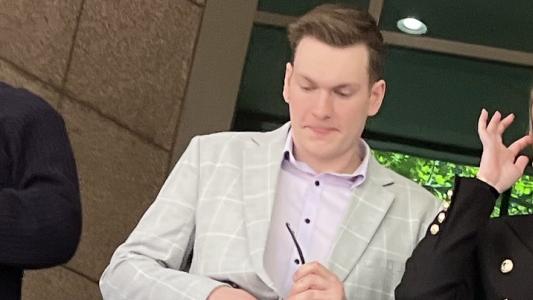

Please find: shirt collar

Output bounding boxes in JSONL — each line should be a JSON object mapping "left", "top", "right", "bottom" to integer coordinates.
{"left": 282, "top": 128, "right": 370, "bottom": 188}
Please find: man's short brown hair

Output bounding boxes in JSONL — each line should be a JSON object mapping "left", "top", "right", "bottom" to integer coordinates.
{"left": 287, "top": 4, "right": 385, "bottom": 83}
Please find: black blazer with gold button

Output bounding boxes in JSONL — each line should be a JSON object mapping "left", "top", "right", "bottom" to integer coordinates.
{"left": 395, "top": 177, "right": 533, "bottom": 300}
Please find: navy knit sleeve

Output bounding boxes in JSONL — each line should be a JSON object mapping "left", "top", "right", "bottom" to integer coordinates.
{"left": 0, "top": 82, "right": 81, "bottom": 269}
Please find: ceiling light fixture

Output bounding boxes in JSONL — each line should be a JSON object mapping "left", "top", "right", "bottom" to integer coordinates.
{"left": 397, "top": 17, "right": 427, "bottom": 35}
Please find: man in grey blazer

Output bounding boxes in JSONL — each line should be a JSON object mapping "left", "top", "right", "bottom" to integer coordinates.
{"left": 100, "top": 4, "right": 441, "bottom": 300}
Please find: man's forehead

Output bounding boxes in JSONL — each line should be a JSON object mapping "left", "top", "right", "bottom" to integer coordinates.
{"left": 293, "top": 38, "right": 370, "bottom": 72}
{"left": 292, "top": 54, "right": 369, "bottom": 86}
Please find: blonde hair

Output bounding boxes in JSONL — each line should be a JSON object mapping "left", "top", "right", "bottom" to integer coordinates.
{"left": 287, "top": 4, "right": 385, "bottom": 83}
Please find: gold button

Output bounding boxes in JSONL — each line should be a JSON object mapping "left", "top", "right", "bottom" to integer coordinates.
{"left": 437, "top": 212, "right": 446, "bottom": 223}
{"left": 500, "top": 259, "right": 513, "bottom": 274}
{"left": 430, "top": 224, "right": 440, "bottom": 235}
{"left": 447, "top": 189, "right": 453, "bottom": 199}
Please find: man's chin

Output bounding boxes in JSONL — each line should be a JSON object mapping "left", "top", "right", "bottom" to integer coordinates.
{"left": 305, "top": 147, "right": 336, "bottom": 161}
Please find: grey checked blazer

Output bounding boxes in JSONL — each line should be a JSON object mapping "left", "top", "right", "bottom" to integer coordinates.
{"left": 100, "top": 123, "right": 441, "bottom": 300}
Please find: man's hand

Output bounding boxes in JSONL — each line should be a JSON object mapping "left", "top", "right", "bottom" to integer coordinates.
{"left": 477, "top": 109, "right": 532, "bottom": 192}
{"left": 208, "top": 286, "right": 257, "bottom": 300}
{"left": 287, "top": 261, "right": 345, "bottom": 300}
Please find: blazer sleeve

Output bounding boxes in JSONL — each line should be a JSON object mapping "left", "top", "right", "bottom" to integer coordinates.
{"left": 395, "top": 177, "right": 499, "bottom": 300}
{"left": 0, "top": 94, "right": 81, "bottom": 268}
{"left": 100, "top": 136, "right": 229, "bottom": 300}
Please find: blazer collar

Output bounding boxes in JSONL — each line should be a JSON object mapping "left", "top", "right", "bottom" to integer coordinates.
{"left": 327, "top": 156, "right": 395, "bottom": 281}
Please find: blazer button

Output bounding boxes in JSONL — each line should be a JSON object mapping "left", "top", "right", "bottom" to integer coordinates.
{"left": 430, "top": 224, "right": 440, "bottom": 235}
{"left": 437, "top": 212, "right": 446, "bottom": 223}
{"left": 446, "top": 189, "right": 453, "bottom": 199}
{"left": 500, "top": 259, "right": 514, "bottom": 274}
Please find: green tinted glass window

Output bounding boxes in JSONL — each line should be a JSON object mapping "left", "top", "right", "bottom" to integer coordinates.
{"left": 258, "top": 0, "right": 369, "bottom": 16}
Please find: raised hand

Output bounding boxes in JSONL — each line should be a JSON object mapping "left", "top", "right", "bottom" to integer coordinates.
{"left": 476, "top": 109, "right": 532, "bottom": 193}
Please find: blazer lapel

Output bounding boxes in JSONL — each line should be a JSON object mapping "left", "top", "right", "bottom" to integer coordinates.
{"left": 242, "top": 123, "right": 290, "bottom": 289}
{"left": 327, "top": 157, "right": 395, "bottom": 282}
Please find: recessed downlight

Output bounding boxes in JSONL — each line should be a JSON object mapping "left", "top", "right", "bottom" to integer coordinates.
{"left": 397, "top": 17, "right": 427, "bottom": 35}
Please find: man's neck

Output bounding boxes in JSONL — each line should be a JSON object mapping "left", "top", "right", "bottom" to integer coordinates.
{"left": 294, "top": 145, "right": 363, "bottom": 174}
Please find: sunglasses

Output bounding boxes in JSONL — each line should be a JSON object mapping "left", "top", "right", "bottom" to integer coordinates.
{"left": 285, "top": 222, "right": 306, "bottom": 264}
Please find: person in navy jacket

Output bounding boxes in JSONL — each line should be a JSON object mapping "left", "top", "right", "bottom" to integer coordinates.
{"left": 0, "top": 82, "right": 81, "bottom": 300}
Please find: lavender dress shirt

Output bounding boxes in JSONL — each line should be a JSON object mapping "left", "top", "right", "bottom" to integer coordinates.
{"left": 264, "top": 129, "right": 370, "bottom": 298}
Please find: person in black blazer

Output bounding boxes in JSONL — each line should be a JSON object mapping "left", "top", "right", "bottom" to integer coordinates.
{"left": 0, "top": 82, "right": 81, "bottom": 299}
{"left": 395, "top": 108, "right": 533, "bottom": 300}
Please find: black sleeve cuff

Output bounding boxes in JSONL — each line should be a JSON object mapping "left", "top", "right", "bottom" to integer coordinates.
{"left": 472, "top": 177, "right": 500, "bottom": 199}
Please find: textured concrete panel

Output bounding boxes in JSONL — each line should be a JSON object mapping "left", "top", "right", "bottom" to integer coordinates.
{"left": 0, "top": 0, "right": 82, "bottom": 86}
{"left": 191, "top": 0, "right": 206, "bottom": 6}
{"left": 22, "top": 267, "right": 101, "bottom": 300}
{"left": 60, "top": 98, "right": 169, "bottom": 281}
{"left": 66, "top": 0, "right": 203, "bottom": 150}
{"left": 0, "top": 59, "right": 61, "bottom": 109}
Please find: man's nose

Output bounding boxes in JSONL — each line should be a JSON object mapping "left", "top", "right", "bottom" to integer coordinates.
{"left": 312, "top": 90, "right": 333, "bottom": 119}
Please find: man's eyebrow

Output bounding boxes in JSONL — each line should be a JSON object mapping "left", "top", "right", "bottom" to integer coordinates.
{"left": 297, "top": 74, "right": 360, "bottom": 90}
{"left": 333, "top": 83, "right": 360, "bottom": 90}
{"left": 298, "top": 74, "right": 316, "bottom": 84}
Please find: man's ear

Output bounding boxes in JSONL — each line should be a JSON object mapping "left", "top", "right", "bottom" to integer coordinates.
{"left": 367, "top": 79, "right": 386, "bottom": 116}
{"left": 282, "top": 62, "right": 293, "bottom": 103}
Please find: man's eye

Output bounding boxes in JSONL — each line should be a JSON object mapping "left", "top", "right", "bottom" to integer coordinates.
{"left": 335, "top": 91, "right": 351, "bottom": 97}
{"left": 301, "top": 86, "right": 314, "bottom": 91}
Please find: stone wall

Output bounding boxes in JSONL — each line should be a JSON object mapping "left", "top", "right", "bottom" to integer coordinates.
{"left": 0, "top": 0, "right": 205, "bottom": 298}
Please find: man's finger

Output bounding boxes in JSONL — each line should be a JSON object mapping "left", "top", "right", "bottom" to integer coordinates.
{"left": 293, "top": 261, "right": 333, "bottom": 282}
{"left": 290, "top": 274, "right": 328, "bottom": 296}
{"left": 288, "top": 289, "right": 325, "bottom": 300}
